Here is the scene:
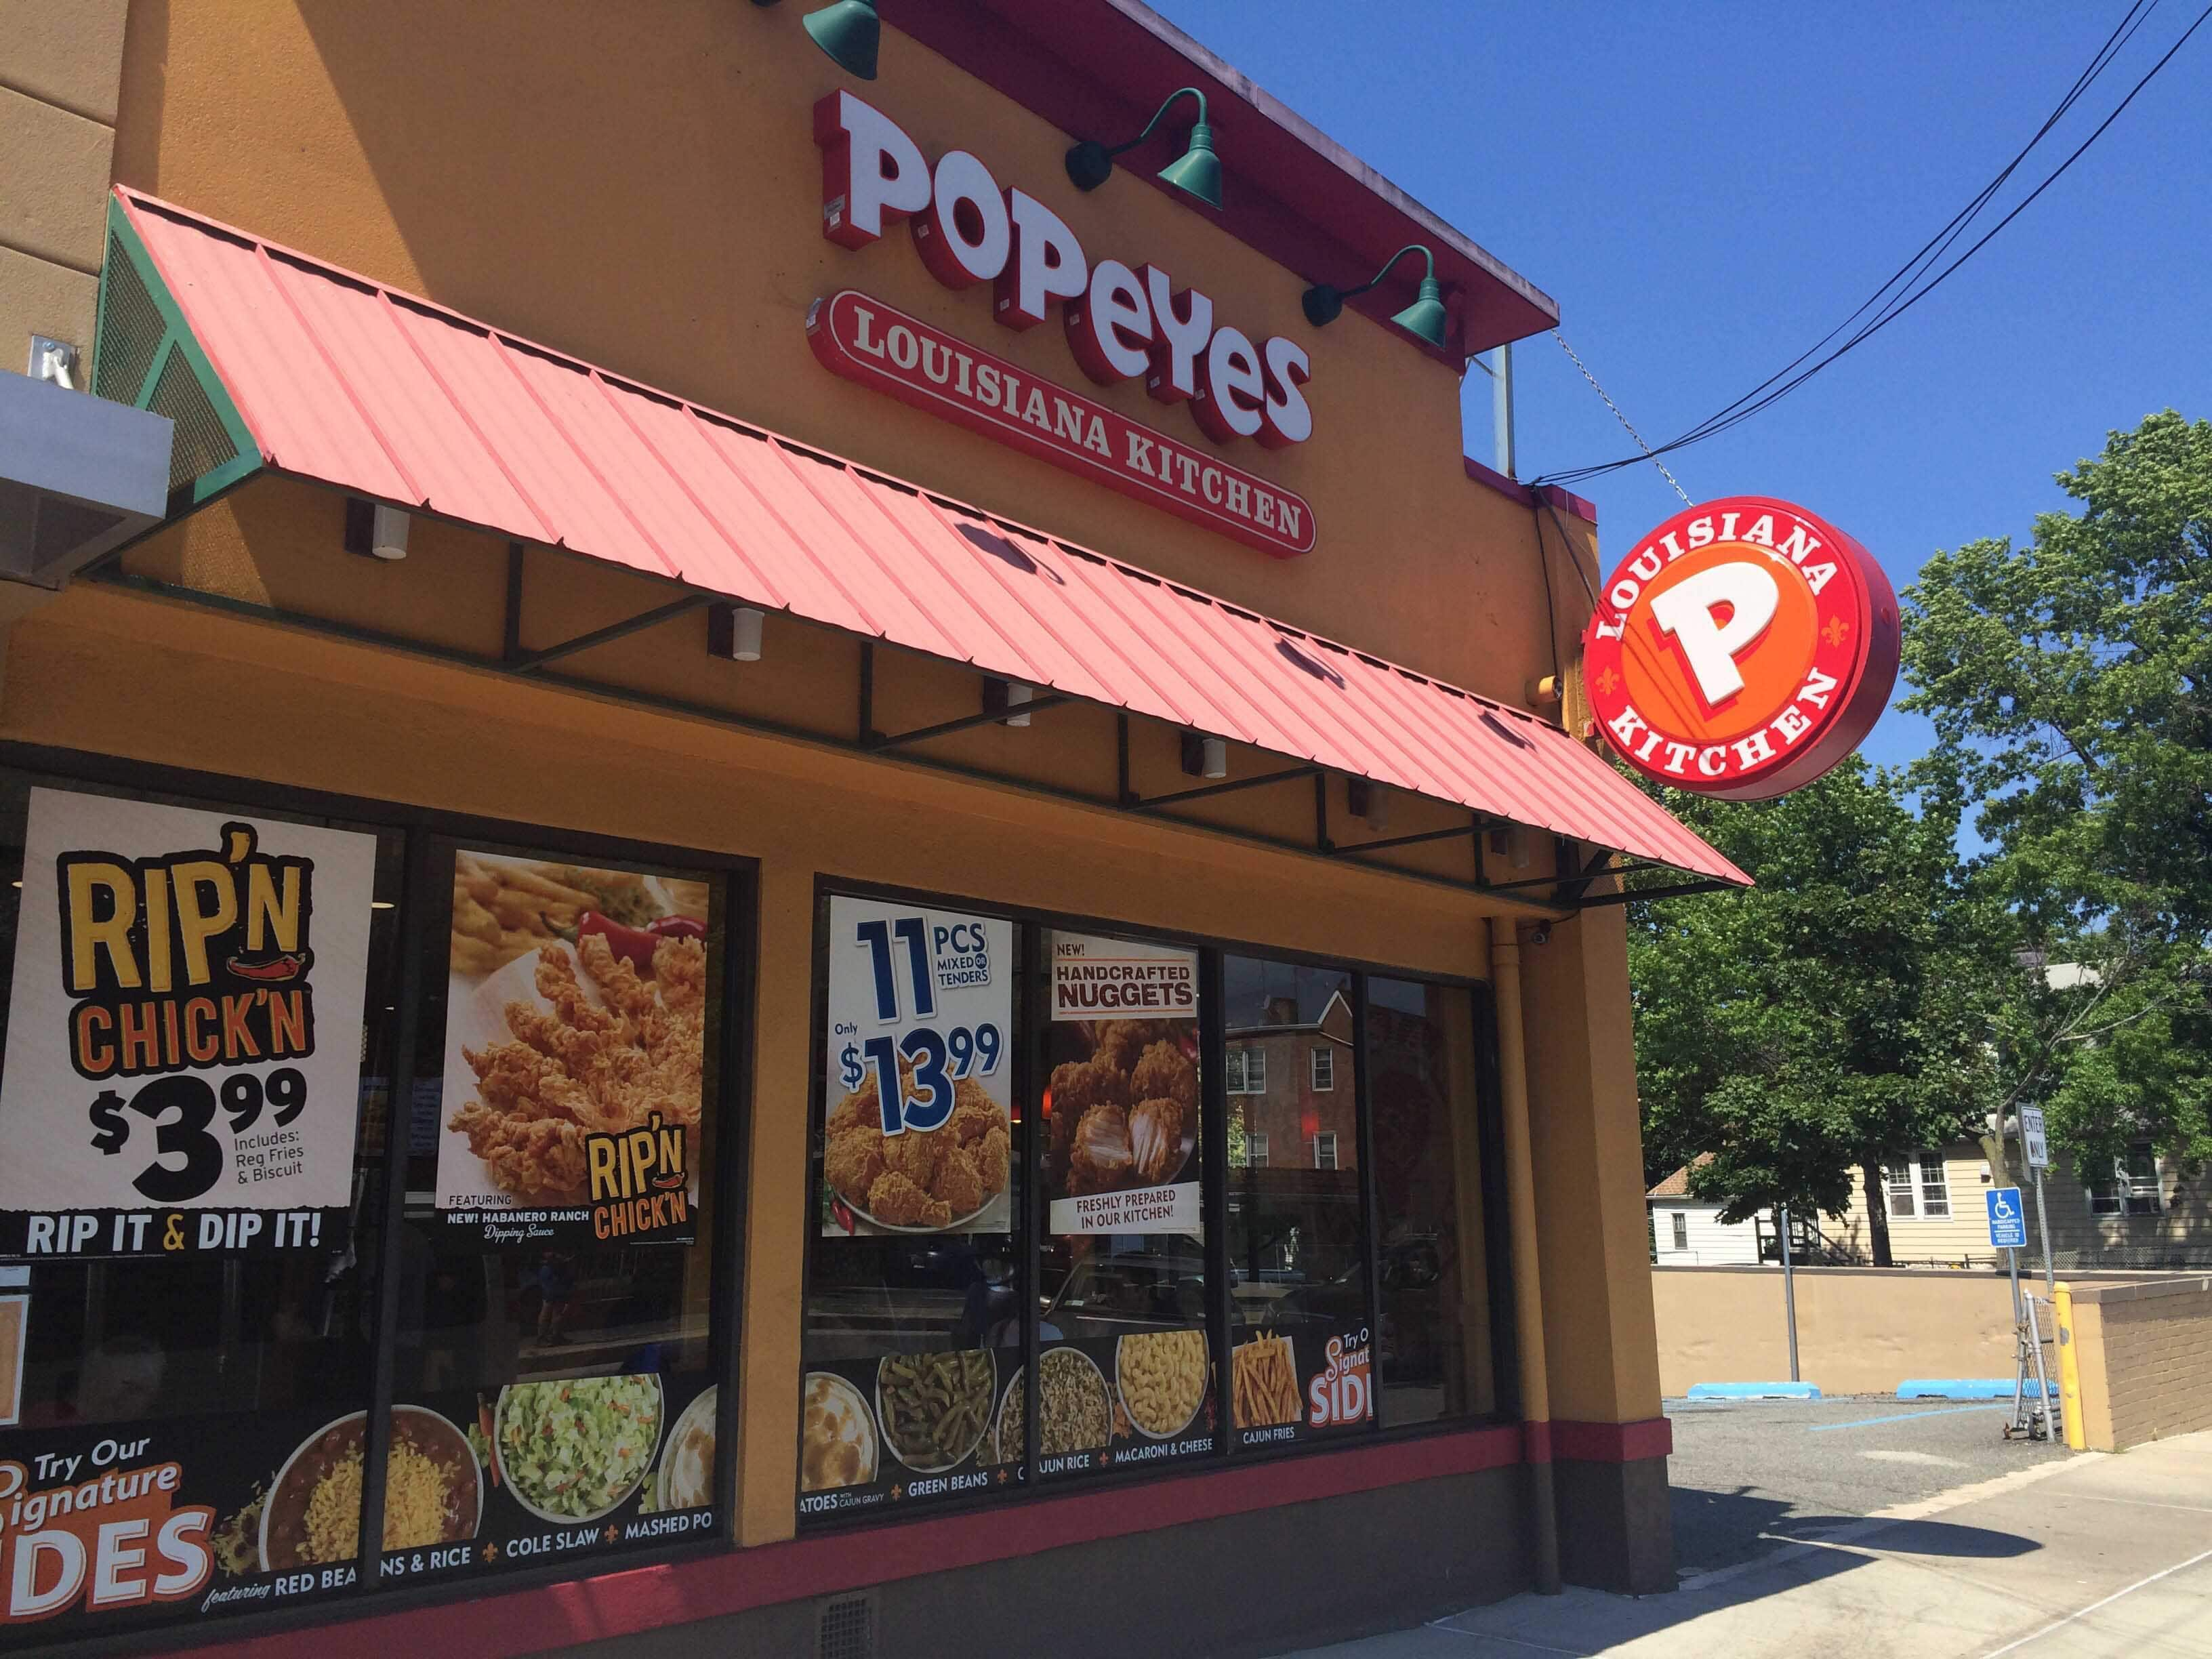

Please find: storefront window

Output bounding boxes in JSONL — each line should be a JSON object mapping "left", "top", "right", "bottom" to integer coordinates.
{"left": 1223, "top": 956, "right": 1372, "bottom": 1447}
{"left": 0, "top": 769, "right": 400, "bottom": 1639}
{"left": 392, "top": 840, "right": 731, "bottom": 1585}
{"left": 1036, "top": 931, "right": 1212, "bottom": 1481}
{"left": 1366, "top": 979, "right": 1495, "bottom": 1426}
{"left": 800, "top": 895, "right": 1021, "bottom": 1520}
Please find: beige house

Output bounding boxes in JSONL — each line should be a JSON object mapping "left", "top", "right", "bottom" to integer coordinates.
{"left": 1828, "top": 1142, "right": 2212, "bottom": 1271}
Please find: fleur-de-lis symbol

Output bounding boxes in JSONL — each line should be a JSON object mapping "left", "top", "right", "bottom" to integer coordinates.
{"left": 1593, "top": 665, "right": 1621, "bottom": 697}
{"left": 1822, "top": 616, "right": 1851, "bottom": 648}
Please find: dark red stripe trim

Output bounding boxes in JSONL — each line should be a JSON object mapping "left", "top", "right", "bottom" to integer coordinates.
{"left": 155, "top": 1425, "right": 1520, "bottom": 1659}
{"left": 1462, "top": 457, "right": 1599, "bottom": 525}
{"left": 1551, "top": 1416, "right": 1673, "bottom": 1462}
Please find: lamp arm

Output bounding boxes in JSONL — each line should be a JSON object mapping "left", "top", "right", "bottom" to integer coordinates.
{"left": 1107, "top": 86, "right": 1210, "bottom": 159}
{"left": 1343, "top": 243, "right": 1436, "bottom": 300}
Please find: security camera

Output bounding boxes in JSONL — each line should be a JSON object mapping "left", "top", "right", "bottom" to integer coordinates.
{"left": 1529, "top": 925, "right": 1551, "bottom": 947}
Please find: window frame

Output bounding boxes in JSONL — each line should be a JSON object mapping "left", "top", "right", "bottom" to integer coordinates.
{"left": 794, "top": 873, "right": 1517, "bottom": 1534}
{"left": 1671, "top": 1211, "right": 1689, "bottom": 1252}
{"left": 1225, "top": 1043, "right": 1268, "bottom": 1095}
{"left": 0, "top": 740, "right": 759, "bottom": 1627}
{"left": 1885, "top": 1151, "right": 1950, "bottom": 1221}
{"left": 1246, "top": 1130, "right": 1270, "bottom": 1168}
{"left": 1310, "top": 1045, "right": 1336, "bottom": 1092}
{"left": 1311, "top": 1130, "right": 1340, "bottom": 1170}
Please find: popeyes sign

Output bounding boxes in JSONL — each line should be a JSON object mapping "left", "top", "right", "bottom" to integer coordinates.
{"left": 1582, "top": 497, "right": 1898, "bottom": 800}
{"left": 807, "top": 91, "right": 1317, "bottom": 558}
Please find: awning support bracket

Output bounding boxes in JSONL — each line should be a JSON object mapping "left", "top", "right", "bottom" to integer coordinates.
{"left": 1126, "top": 763, "right": 1320, "bottom": 813}
{"left": 1575, "top": 878, "right": 1738, "bottom": 908}
{"left": 867, "top": 692, "right": 1074, "bottom": 750}
{"left": 507, "top": 591, "right": 714, "bottom": 674}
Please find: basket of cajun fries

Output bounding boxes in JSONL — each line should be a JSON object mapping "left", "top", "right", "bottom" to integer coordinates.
{"left": 448, "top": 854, "right": 705, "bottom": 979}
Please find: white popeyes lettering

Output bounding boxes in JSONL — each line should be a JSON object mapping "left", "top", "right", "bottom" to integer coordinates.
{"left": 1648, "top": 560, "right": 1782, "bottom": 706}
{"left": 1259, "top": 336, "right": 1313, "bottom": 449}
{"left": 814, "top": 94, "right": 1311, "bottom": 452}
{"left": 996, "top": 190, "right": 1088, "bottom": 330}
{"left": 913, "top": 150, "right": 1009, "bottom": 289}
{"left": 1697, "top": 746, "right": 1728, "bottom": 777}
{"left": 1774, "top": 703, "right": 1814, "bottom": 744}
{"left": 1799, "top": 665, "right": 1839, "bottom": 709}
{"left": 886, "top": 325, "right": 919, "bottom": 370}
{"left": 851, "top": 305, "right": 884, "bottom": 359}
{"left": 1194, "top": 326, "right": 1266, "bottom": 441}
{"left": 1067, "top": 258, "right": 1155, "bottom": 384}
{"left": 1142, "top": 265, "right": 1212, "bottom": 405}
{"left": 816, "top": 91, "right": 930, "bottom": 247}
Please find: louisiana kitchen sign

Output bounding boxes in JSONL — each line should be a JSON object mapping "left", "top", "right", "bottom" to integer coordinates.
{"left": 1581, "top": 497, "right": 1898, "bottom": 800}
{"left": 810, "top": 91, "right": 1317, "bottom": 558}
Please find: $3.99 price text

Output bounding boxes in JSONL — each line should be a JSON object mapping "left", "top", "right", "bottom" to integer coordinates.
{"left": 838, "top": 913, "right": 1002, "bottom": 1136}
{"left": 86, "top": 1067, "right": 307, "bottom": 1202}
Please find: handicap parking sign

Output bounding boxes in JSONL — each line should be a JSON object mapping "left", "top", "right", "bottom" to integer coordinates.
{"left": 1986, "top": 1186, "right": 2027, "bottom": 1250}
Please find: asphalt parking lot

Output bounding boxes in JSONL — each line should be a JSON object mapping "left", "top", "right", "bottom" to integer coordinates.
{"left": 1667, "top": 1395, "right": 2070, "bottom": 1577}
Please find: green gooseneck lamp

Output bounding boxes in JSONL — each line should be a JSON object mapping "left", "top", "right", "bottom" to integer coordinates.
{"left": 1064, "top": 87, "right": 1223, "bottom": 209}
{"left": 1300, "top": 244, "right": 1450, "bottom": 349}
{"left": 798, "top": 0, "right": 881, "bottom": 81}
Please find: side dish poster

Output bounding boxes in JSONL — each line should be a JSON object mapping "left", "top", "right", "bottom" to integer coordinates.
{"left": 0, "top": 789, "right": 376, "bottom": 1258}
{"left": 434, "top": 851, "right": 712, "bottom": 1248}
{"left": 818, "top": 897, "right": 1012, "bottom": 1237}
{"left": 1044, "top": 935, "right": 1202, "bottom": 1235}
{"left": 0, "top": 1374, "right": 715, "bottom": 1636}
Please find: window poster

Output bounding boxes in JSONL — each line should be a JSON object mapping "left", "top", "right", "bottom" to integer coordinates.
{"left": 817, "top": 897, "right": 1012, "bottom": 1237}
{"left": 1228, "top": 1317, "right": 1374, "bottom": 1451}
{"left": 435, "top": 851, "right": 712, "bottom": 1248}
{"left": 0, "top": 1374, "right": 716, "bottom": 1635}
{"left": 797, "top": 1351, "right": 1010, "bottom": 1518}
{"left": 1044, "top": 934, "right": 1202, "bottom": 1235}
{"left": 0, "top": 789, "right": 377, "bottom": 1259}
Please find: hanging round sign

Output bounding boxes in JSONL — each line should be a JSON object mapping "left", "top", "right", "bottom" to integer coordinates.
{"left": 1580, "top": 496, "right": 1898, "bottom": 800}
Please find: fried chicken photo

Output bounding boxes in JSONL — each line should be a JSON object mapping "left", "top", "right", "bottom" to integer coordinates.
{"left": 1092, "top": 1019, "right": 1179, "bottom": 1074}
{"left": 1048, "top": 1056, "right": 1129, "bottom": 1169}
{"left": 1129, "top": 1040, "right": 1197, "bottom": 1115}
{"left": 1128, "top": 1097, "right": 1187, "bottom": 1185}
{"left": 449, "top": 933, "right": 707, "bottom": 1206}
{"left": 1067, "top": 1103, "right": 1134, "bottom": 1197}
{"left": 823, "top": 1061, "right": 1010, "bottom": 1229}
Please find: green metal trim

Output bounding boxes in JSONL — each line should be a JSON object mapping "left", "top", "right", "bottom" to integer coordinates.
{"left": 95, "top": 195, "right": 262, "bottom": 506}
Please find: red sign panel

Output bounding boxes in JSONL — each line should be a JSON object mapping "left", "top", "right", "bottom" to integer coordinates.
{"left": 1581, "top": 496, "right": 1898, "bottom": 800}
{"left": 806, "top": 290, "right": 1317, "bottom": 560}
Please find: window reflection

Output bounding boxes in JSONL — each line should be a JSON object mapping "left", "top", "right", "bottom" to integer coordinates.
{"left": 1367, "top": 978, "right": 1494, "bottom": 1425}
{"left": 1223, "top": 956, "right": 1371, "bottom": 1441}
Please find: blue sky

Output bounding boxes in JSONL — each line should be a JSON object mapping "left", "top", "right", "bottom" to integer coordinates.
{"left": 1152, "top": 1, "right": 2212, "bottom": 773}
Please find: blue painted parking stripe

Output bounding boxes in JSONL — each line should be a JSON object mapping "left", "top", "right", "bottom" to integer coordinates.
{"left": 1806, "top": 1404, "right": 1999, "bottom": 1432}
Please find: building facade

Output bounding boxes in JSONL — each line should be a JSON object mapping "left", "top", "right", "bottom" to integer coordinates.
{"left": 0, "top": 4, "right": 1747, "bottom": 1654}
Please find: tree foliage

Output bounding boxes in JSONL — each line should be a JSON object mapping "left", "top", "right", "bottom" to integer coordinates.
{"left": 1631, "top": 760, "right": 1996, "bottom": 1257}
{"left": 1902, "top": 411, "right": 2211, "bottom": 1170}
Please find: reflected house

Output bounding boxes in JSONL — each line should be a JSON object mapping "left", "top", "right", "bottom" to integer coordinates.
{"left": 1227, "top": 986, "right": 1357, "bottom": 1179}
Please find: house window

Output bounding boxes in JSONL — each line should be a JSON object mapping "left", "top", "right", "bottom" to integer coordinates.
{"left": 1225, "top": 1044, "right": 1267, "bottom": 1094}
{"left": 1671, "top": 1212, "right": 1689, "bottom": 1252}
{"left": 1312, "top": 1132, "right": 1339, "bottom": 1171}
{"left": 1245, "top": 1131, "right": 1269, "bottom": 1169}
{"left": 2088, "top": 1146, "right": 2163, "bottom": 1216}
{"left": 1886, "top": 1152, "right": 1950, "bottom": 1218}
{"left": 1311, "top": 1046, "right": 1336, "bottom": 1092}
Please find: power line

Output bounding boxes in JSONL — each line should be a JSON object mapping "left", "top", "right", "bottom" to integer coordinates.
{"left": 1531, "top": 1, "right": 2207, "bottom": 490}
{"left": 1551, "top": 331, "right": 1692, "bottom": 504}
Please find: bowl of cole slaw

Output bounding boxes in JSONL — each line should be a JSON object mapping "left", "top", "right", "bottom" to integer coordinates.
{"left": 493, "top": 1374, "right": 665, "bottom": 1525}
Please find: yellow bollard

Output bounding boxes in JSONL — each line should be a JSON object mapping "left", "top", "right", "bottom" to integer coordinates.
{"left": 2055, "top": 1282, "right": 2085, "bottom": 1450}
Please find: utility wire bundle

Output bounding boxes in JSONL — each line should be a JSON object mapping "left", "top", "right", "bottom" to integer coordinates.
{"left": 1532, "top": 0, "right": 2211, "bottom": 492}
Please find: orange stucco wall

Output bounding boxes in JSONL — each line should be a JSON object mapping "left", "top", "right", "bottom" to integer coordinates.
{"left": 108, "top": 0, "right": 1594, "bottom": 710}
{"left": 8, "top": 0, "right": 1667, "bottom": 1561}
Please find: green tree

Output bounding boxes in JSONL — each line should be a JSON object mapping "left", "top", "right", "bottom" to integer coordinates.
{"left": 1902, "top": 411, "right": 2212, "bottom": 1172}
{"left": 1631, "top": 760, "right": 1996, "bottom": 1265}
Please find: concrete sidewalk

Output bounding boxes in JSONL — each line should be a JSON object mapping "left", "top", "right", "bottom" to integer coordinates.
{"left": 1277, "top": 1431, "right": 2212, "bottom": 1658}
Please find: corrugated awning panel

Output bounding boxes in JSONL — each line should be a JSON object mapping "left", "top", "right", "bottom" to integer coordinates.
{"left": 115, "top": 187, "right": 1748, "bottom": 888}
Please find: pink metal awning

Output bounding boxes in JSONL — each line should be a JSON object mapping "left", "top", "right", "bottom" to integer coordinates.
{"left": 109, "top": 187, "right": 1747, "bottom": 890}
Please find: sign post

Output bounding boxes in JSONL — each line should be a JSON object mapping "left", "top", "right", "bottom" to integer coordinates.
{"left": 1988, "top": 1187, "right": 2055, "bottom": 1441}
{"left": 1777, "top": 1204, "right": 1800, "bottom": 1382}
{"left": 2021, "top": 1106, "right": 2056, "bottom": 1300}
